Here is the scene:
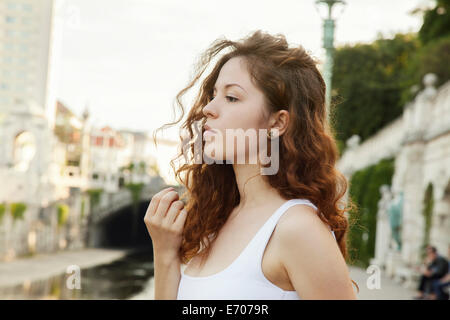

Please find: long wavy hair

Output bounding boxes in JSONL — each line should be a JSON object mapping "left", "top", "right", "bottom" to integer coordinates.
{"left": 154, "top": 30, "right": 358, "bottom": 292}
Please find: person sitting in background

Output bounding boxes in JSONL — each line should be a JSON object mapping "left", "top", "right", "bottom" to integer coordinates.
{"left": 431, "top": 245, "right": 450, "bottom": 300}
{"left": 414, "top": 245, "right": 449, "bottom": 300}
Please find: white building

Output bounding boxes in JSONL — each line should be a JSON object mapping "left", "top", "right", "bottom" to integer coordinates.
{"left": 88, "top": 126, "right": 125, "bottom": 193}
{"left": 0, "top": 0, "right": 63, "bottom": 128}
{"left": 88, "top": 128, "right": 166, "bottom": 192}
{"left": 0, "top": 0, "right": 64, "bottom": 205}
{"left": 119, "top": 130, "right": 159, "bottom": 183}
{"left": 52, "top": 101, "right": 91, "bottom": 190}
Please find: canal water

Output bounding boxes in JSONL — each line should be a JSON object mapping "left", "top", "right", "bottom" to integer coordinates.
{"left": 0, "top": 247, "right": 155, "bottom": 300}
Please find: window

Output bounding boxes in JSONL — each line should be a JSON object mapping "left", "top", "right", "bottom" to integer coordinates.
{"left": 23, "top": 4, "right": 32, "bottom": 12}
{"left": 95, "top": 136, "right": 104, "bottom": 146}
{"left": 13, "top": 131, "right": 36, "bottom": 172}
{"left": 21, "top": 31, "right": 31, "bottom": 39}
{"left": 6, "top": 30, "right": 17, "bottom": 37}
{"left": 5, "top": 16, "right": 15, "bottom": 23}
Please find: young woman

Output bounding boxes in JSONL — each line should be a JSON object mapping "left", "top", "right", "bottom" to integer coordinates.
{"left": 145, "top": 30, "right": 358, "bottom": 300}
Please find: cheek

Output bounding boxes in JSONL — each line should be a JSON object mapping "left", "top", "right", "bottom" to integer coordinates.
{"left": 227, "top": 104, "right": 266, "bottom": 130}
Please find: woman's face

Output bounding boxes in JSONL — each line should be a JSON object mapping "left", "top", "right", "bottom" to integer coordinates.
{"left": 202, "top": 56, "right": 270, "bottom": 164}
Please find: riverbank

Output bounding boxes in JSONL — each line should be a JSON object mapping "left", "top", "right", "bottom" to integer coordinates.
{"left": 0, "top": 247, "right": 132, "bottom": 288}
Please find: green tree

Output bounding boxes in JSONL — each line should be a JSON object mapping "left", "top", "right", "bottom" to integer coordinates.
{"left": 402, "top": 34, "right": 450, "bottom": 104}
{"left": 418, "top": 0, "right": 450, "bottom": 45}
{"left": 332, "top": 34, "right": 420, "bottom": 149}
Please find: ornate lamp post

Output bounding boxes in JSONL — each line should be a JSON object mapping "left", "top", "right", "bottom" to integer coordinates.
{"left": 315, "top": 0, "right": 346, "bottom": 122}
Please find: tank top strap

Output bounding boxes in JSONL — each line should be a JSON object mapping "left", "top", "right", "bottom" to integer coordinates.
{"left": 219, "top": 199, "right": 336, "bottom": 277}
{"left": 230, "top": 199, "right": 315, "bottom": 268}
{"left": 249, "top": 199, "right": 336, "bottom": 272}
{"left": 255, "top": 198, "right": 322, "bottom": 248}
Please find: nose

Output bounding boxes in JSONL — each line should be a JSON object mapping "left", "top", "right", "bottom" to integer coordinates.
{"left": 202, "top": 101, "right": 218, "bottom": 118}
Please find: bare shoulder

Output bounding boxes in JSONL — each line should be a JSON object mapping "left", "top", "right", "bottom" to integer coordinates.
{"left": 277, "top": 203, "right": 331, "bottom": 237}
{"left": 274, "top": 203, "right": 356, "bottom": 299}
{"left": 275, "top": 203, "right": 338, "bottom": 267}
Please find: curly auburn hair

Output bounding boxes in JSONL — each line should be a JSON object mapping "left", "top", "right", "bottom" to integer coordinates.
{"left": 154, "top": 30, "right": 358, "bottom": 292}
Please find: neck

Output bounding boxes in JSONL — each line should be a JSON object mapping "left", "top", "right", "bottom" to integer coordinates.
{"left": 232, "top": 163, "right": 279, "bottom": 210}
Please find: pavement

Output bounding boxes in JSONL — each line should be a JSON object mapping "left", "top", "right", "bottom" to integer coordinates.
{"left": 0, "top": 247, "right": 130, "bottom": 288}
{"left": 349, "top": 266, "right": 417, "bottom": 300}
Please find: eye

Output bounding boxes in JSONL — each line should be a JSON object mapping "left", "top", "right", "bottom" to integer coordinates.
{"left": 208, "top": 94, "right": 238, "bottom": 103}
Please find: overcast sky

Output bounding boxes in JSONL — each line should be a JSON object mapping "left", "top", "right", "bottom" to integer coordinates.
{"left": 56, "top": 0, "right": 432, "bottom": 141}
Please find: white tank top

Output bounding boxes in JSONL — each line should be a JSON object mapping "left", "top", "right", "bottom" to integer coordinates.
{"left": 177, "top": 199, "right": 336, "bottom": 300}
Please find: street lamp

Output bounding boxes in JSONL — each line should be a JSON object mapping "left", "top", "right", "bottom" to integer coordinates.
{"left": 315, "top": 0, "right": 346, "bottom": 123}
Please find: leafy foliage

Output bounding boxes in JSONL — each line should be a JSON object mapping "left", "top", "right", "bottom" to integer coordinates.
{"left": 332, "top": 1, "right": 450, "bottom": 150}
{"left": 0, "top": 203, "right": 5, "bottom": 223}
{"left": 87, "top": 188, "right": 103, "bottom": 209}
{"left": 10, "top": 202, "right": 27, "bottom": 221}
{"left": 418, "top": 0, "right": 450, "bottom": 45}
{"left": 80, "top": 199, "right": 85, "bottom": 220}
{"left": 332, "top": 34, "right": 420, "bottom": 147}
{"left": 57, "top": 204, "right": 70, "bottom": 227}
{"left": 402, "top": 34, "right": 450, "bottom": 104}
{"left": 125, "top": 183, "right": 145, "bottom": 204}
{"left": 348, "top": 158, "right": 395, "bottom": 267}
{"left": 421, "top": 183, "right": 434, "bottom": 259}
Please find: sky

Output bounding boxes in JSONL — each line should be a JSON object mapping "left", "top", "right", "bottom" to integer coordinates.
{"left": 55, "top": 0, "right": 432, "bottom": 142}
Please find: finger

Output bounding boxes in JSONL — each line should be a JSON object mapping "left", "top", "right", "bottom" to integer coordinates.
{"left": 165, "top": 200, "right": 184, "bottom": 223}
{"left": 173, "top": 208, "right": 188, "bottom": 230}
{"left": 147, "top": 187, "right": 173, "bottom": 217}
{"left": 147, "top": 187, "right": 174, "bottom": 217}
{"left": 154, "top": 191, "right": 179, "bottom": 219}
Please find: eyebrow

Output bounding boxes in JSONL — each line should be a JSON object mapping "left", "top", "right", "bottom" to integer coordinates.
{"left": 213, "top": 83, "right": 247, "bottom": 93}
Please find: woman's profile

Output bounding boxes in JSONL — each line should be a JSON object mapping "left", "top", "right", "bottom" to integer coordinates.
{"left": 145, "top": 30, "right": 359, "bottom": 300}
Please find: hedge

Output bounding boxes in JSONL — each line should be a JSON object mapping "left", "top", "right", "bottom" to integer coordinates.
{"left": 348, "top": 158, "right": 395, "bottom": 267}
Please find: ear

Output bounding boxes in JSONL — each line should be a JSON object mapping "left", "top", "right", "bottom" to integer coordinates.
{"left": 269, "top": 110, "right": 289, "bottom": 136}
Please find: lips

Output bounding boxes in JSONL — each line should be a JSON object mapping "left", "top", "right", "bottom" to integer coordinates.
{"left": 203, "top": 124, "right": 217, "bottom": 138}
{"left": 204, "top": 124, "right": 217, "bottom": 133}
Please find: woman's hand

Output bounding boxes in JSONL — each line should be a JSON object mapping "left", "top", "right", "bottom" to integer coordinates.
{"left": 144, "top": 187, "right": 187, "bottom": 261}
